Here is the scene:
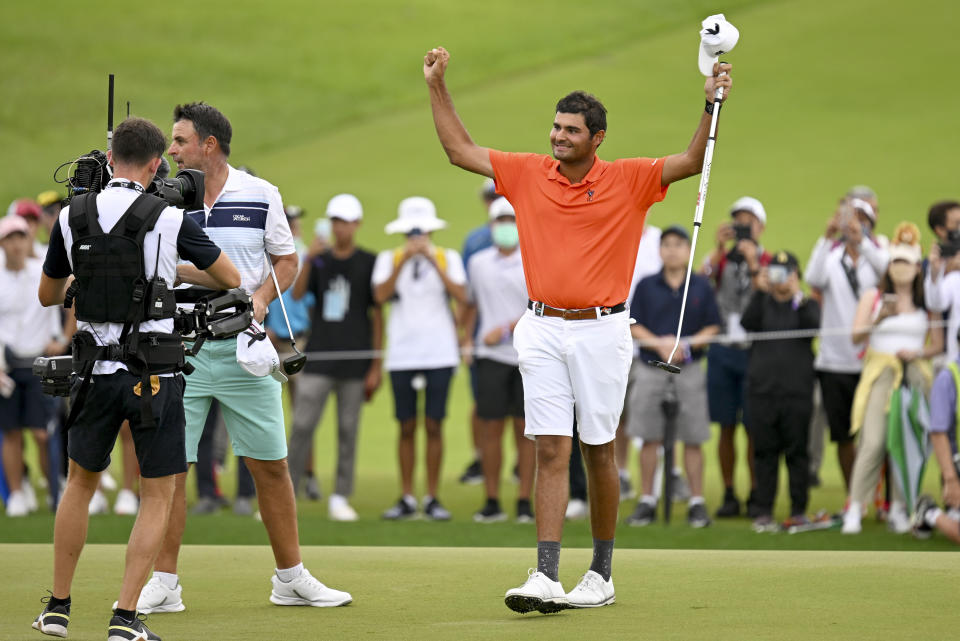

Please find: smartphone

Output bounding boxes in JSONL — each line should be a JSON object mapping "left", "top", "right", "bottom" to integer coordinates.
{"left": 313, "top": 218, "right": 331, "bottom": 242}
{"left": 768, "top": 265, "right": 789, "bottom": 284}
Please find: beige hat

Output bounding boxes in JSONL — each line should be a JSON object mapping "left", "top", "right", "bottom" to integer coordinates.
{"left": 0, "top": 215, "right": 30, "bottom": 240}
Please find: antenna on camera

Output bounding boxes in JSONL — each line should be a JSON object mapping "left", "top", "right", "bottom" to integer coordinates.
{"left": 107, "top": 74, "right": 115, "bottom": 151}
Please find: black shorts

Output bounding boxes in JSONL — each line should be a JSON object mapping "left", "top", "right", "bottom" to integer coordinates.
{"left": 818, "top": 371, "right": 860, "bottom": 443}
{"left": 68, "top": 371, "right": 187, "bottom": 478}
{"left": 0, "top": 367, "right": 53, "bottom": 431}
{"left": 389, "top": 367, "right": 454, "bottom": 422}
{"left": 475, "top": 358, "right": 524, "bottom": 420}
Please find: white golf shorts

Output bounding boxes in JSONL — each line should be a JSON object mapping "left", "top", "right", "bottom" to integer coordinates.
{"left": 513, "top": 309, "right": 633, "bottom": 445}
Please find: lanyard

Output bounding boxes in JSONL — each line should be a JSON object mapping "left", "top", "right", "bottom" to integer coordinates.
{"left": 107, "top": 179, "right": 145, "bottom": 194}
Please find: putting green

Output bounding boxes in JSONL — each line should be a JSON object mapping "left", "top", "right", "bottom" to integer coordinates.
{"left": 6, "top": 544, "right": 959, "bottom": 640}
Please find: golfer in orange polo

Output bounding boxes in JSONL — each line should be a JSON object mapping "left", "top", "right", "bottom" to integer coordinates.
{"left": 424, "top": 46, "right": 732, "bottom": 612}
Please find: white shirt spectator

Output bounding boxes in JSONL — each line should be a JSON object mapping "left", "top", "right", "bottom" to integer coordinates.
{"left": 372, "top": 247, "right": 466, "bottom": 371}
{"left": 467, "top": 246, "right": 527, "bottom": 366}
{"left": 626, "top": 224, "right": 662, "bottom": 309}
{"left": 0, "top": 256, "right": 61, "bottom": 361}
{"left": 928, "top": 270, "right": 960, "bottom": 361}
{"left": 806, "top": 236, "right": 889, "bottom": 373}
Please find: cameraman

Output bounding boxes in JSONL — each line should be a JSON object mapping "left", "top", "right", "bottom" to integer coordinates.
{"left": 701, "top": 196, "right": 772, "bottom": 518}
{"left": 33, "top": 117, "right": 239, "bottom": 640}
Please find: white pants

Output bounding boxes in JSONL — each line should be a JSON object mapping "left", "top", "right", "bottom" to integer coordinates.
{"left": 513, "top": 309, "right": 633, "bottom": 445}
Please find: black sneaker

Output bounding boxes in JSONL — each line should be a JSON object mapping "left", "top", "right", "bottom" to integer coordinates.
{"left": 746, "top": 490, "right": 764, "bottom": 519}
{"left": 516, "top": 498, "right": 534, "bottom": 524}
{"left": 107, "top": 612, "right": 161, "bottom": 641}
{"left": 32, "top": 595, "right": 69, "bottom": 638}
{"left": 687, "top": 502, "right": 711, "bottom": 528}
{"left": 424, "top": 497, "right": 452, "bottom": 521}
{"left": 459, "top": 459, "right": 484, "bottom": 485}
{"left": 625, "top": 501, "right": 656, "bottom": 526}
{"left": 912, "top": 494, "right": 937, "bottom": 540}
{"left": 474, "top": 498, "right": 507, "bottom": 523}
{"left": 382, "top": 496, "right": 417, "bottom": 520}
{"left": 619, "top": 474, "right": 635, "bottom": 501}
{"left": 715, "top": 491, "right": 741, "bottom": 518}
{"left": 304, "top": 473, "right": 321, "bottom": 501}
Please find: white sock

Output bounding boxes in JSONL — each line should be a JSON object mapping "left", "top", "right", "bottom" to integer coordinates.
{"left": 275, "top": 562, "right": 304, "bottom": 583}
{"left": 153, "top": 571, "right": 179, "bottom": 590}
{"left": 689, "top": 496, "right": 705, "bottom": 506}
{"left": 641, "top": 494, "right": 657, "bottom": 507}
{"left": 925, "top": 507, "right": 944, "bottom": 528}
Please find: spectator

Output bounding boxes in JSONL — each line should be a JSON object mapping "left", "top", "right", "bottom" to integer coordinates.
{"left": 458, "top": 177, "right": 499, "bottom": 485}
{"left": 924, "top": 200, "right": 960, "bottom": 363}
{"left": 0, "top": 216, "right": 64, "bottom": 516}
{"left": 914, "top": 328, "right": 960, "bottom": 543}
{"left": 462, "top": 197, "right": 534, "bottom": 523}
{"left": 625, "top": 225, "right": 720, "bottom": 527}
{"left": 805, "top": 196, "right": 889, "bottom": 491}
{"left": 288, "top": 194, "right": 383, "bottom": 521}
{"left": 702, "top": 196, "right": 772, "bottom": 518}
{"left": 843, "top": 224, "right": 942, "bottom": 534}
{"left": 374, "top": 197, "right": 467, "bottom": 520}
{"left": 7, "top": 199, "right": 45, "bottom": 258}
{"left": 740, "top": 251, "right": 820, "bottom": 530}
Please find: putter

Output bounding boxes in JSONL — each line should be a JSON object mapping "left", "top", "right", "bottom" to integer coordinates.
{"left": 651, "top": 72, "right": 729, "bottom": 374}
{"left": 266, "top": 255, "right": 307, "bottom": 376}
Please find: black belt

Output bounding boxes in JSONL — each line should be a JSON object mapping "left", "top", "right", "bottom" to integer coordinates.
{"left": 528, "top": 300, "right": 626, "bottom": 321}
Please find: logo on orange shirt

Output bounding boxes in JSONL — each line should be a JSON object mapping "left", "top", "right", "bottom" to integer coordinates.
{"left": 587, "top": 189, "right": 595, "bottom": 202}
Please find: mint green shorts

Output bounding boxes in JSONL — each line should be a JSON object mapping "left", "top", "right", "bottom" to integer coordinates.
{"left": 183, "top": 337, "right": 287, "bottom": 462}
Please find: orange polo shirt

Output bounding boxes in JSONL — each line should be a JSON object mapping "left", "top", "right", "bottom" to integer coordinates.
{"left": 490, "top": 150, "right": 668, "bottom": 309}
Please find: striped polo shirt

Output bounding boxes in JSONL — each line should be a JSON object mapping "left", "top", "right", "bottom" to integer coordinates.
{"left": 185, "top": 165, "right": 295, "bottom": 294}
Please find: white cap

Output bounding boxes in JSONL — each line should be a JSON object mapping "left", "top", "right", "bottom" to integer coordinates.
{"left": 480, "top": 177, "right": 498, "bottom": 200}
{"left": 325, "top": 193, "right": 362, "bottom": 222}
{"left": 729, "top": 196, "right": 766, "bottom": 225}
{"left": 487, "top": 197, "right": 515, "bottom": 221}
{"left": 698, "top": 14, "right": 739, "bottom": 76}
{"left": 236, "top": 321, "right": 288, "bottom": 383}
{"left": 385, "top": 196, "right": 447, "bottom": 234}
{"left": 849, "top": 197, "right": 876, "bottom": 223}
{"left": 0, "top": 215, "right": 30, "bottom": 240}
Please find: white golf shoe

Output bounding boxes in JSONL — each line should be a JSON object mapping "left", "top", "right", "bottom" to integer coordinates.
{"left": 842, "top": 501, "right": 862, "bottom": 535}
{"left": 88, "top": 489, "right": 109, "bottom": 515}
{"left": 114, "top": 489, "right": 140, "bottom": 516}
{"left": 22, "top": 478, "right": 39, "bottom": 512}
{"left": 115, "top": 575, "right": 185, "bottom": 613}
{"left": 504, "top": 569, "right": 568, "bottom": 614}
{"left": 565, "top": 499, "right": 588, "bottom": 521}
{"left": 565, "top": 570, "right": 616, "bottom": 608}
{"left": 328, "top": 494, "right": 359, "bottom": 522}
{"left": 887, "top": 502, "right": 911, "bottom": 534}
{"left": 269, "top": 569, "right": 352, "bottom": 607}
{"left": 5, "top": 489, "right": 29, "bottom": 517}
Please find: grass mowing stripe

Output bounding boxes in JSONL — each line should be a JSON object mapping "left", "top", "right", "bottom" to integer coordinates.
{"left": 5, "top": 544, "right": 959, "bottom": 641}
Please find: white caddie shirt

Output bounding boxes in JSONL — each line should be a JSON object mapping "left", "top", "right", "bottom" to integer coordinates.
{"left": 467, "top": 245, "right": 527, "bottom": 366}
{"left": 372, "top": 247, "right": 466, "bottom": 371}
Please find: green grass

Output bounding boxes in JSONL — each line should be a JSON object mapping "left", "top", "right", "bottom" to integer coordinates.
{"left": 4, "top": 544, "right": 960, "bottom": 641}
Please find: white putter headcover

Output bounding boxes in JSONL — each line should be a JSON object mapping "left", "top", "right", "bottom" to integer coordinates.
{"left": 698, "top": 14, "right": 739, "bottom": 76}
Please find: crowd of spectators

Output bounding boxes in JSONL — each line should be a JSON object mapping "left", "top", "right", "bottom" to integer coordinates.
{"left": 4, "top": 180, "right": 960, "bottom": 544}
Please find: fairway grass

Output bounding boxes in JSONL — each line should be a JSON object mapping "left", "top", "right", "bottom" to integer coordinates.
{"left": 5, "top": 544, "right": 958, "bottom": 641}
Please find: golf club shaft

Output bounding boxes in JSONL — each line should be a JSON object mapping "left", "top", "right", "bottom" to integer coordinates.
{"left": 266, "top": 253, "right": 298, "bottom": 347}
{"left": 665, "top": 82, "right": 724, "bottom": 365}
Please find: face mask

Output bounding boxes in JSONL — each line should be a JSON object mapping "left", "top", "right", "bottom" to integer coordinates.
{"left": 492, "top": 221, "right": 519, "bottom": 248}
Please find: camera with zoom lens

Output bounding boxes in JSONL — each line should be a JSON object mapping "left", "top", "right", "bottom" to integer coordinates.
{"left": 733, "top": 223, "right": 752, "bottom": 241}
{"left": 940, "top": 229, "right": 960, "bottom": 259}
{"left": 768, "top": 265, "right": 790, "bottom": 285}
{"left": 55, "top": 151, "right": 204, "bottom": 210}
{"left": 32, "top": 356, "right": 75, "bottom": 397}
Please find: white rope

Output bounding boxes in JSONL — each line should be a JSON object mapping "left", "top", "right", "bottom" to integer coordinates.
{"left": 296, "top": 318, "right": 949, "bottom": 361}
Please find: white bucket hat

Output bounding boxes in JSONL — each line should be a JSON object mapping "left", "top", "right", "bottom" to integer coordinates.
{"left": 698, "top": 14, "right": 739, "bottom": 76}
{"left": 384, "top": 196, "right": 447, "bottom": 235}
{"left": 236, "top": 320, "right": 288, "bottom": 383}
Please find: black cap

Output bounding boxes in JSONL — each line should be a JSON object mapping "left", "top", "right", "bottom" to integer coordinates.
{"left": 769, "top": 250, "right": 799, "bottom": 270}
{"left": 660, "top": 224, "right": 690, "bottom": 243}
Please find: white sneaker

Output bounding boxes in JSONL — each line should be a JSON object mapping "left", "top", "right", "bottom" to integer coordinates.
{"left": 22, "top": 478, "right": 39, "bottom": 512}
{"left": 88, "top": 489, "right": 109, "bottom": 515}
{"left": 887, "top": 502, "right": 911, "bottom": 534}
{"left": 565, "top": 499, "right": 588, "bottom": 521}
{"left": 842, "top": 501, "right": 862, "bottom": 534}
{"left": 115, "top": 575, "right": 186, "bottom": 613}
{"left": 5, "top": 489, "right": 29, "bottom": 517}
{"left": 99, "top": 471, "right": 118, "bottom": 491}
{"left": 566, "top": 570, "right": 615, "bottom": 608}
{"left": 328, "top": 494, "right": 358, "bottom": 522}
{"left": 269, "top": 569, "right": 352, "bottom": 607}
{"left": 114, "top": 489, "right": 140, "bottom": 515}
{"left": 504, "top": 569, "right": 568, "bottom": 614}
